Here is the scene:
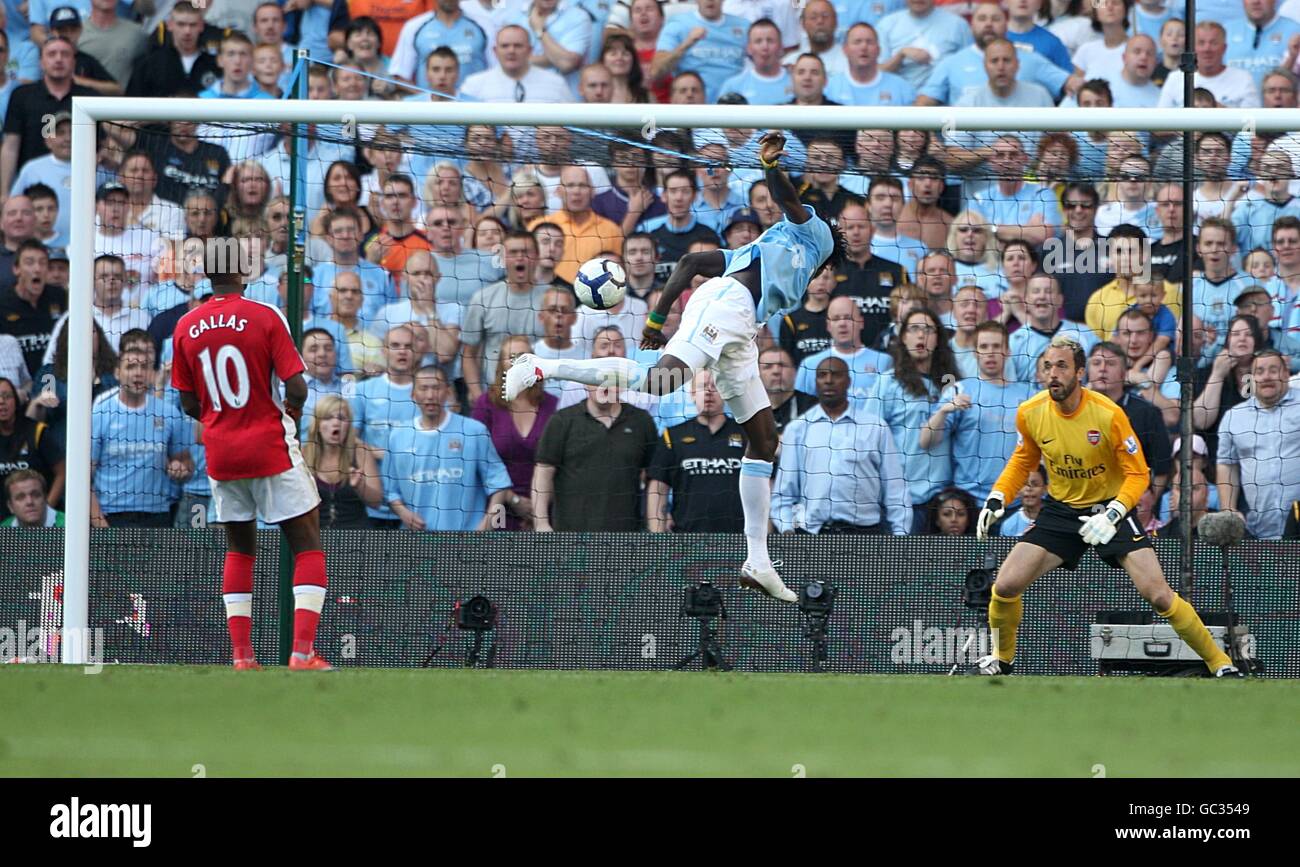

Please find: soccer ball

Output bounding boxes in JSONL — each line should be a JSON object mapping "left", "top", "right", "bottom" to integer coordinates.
{"left": 575, "top": 257, "right": 628, "bottom": 310}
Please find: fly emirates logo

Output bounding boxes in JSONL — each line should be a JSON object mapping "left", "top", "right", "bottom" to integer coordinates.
{"left": 1047, "top": 453, "right": 1106, "bottom": 481}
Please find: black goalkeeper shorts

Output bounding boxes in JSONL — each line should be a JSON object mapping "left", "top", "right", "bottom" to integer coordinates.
{"left": 1021, "top": 498, "right": 1153, "bottom": 570}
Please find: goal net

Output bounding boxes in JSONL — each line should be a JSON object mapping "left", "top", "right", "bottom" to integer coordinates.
{"left": 11, "top": 84, "right": 1295, "bottom": 671}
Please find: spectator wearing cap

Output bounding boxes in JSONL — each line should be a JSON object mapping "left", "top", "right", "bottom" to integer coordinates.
{"left": 1, "top": 469, "right": 63, "bottom": 528}
{"left": 640, "top": 170, "right": 723, "bottom": 266}
{"left": 773, "top": 355, "right": 911, "bottom": 535}
{"left": 1217, "top": 349, "right": 1300, "bottom": 539}
{"left": 691, "top": 143, "right": 747, "bottom": 235}
{"left": 877, "top": 0, "right": 973, "bottom": 89}
{"left": 1232, "top": 283, "right": 1288, "bottom": 360}
{"left": 825, "top": 22, "right": 916, "bottom": 106}
{"left": 390, "top": 0, "right": 489, "bottom": 90}
{"left": 126, "top": 2, "right": 220, "bottom": 98}
{"left": 1086, "top": 340, "right": 1173, "bottom": 503}
{"left": 648, "top": 369, "right": 748, "bottom": 533}
{"left": 79, "top": 0, "right": 147, "bottom": 86}
{"left": 93, "top": 180, "right": 160, "bottom": 305}
{"left": 796, "top": 138, "right": 862, "bottom": 222}
{"left": 12, "top": 115, "right": 70, "bottom": 247}
{"left": 722, "top": 209, "right": 759, "bottom": 251}
{"left": 651, "top": 0, "right": 748, "bottom": 103}
{"left": 47, "top": 6, "right": 120, "bottom": 95}
{"left": 2, "top": 37, "right": 93, "bottom": 197}
{"left": 717, "top": 18, "right": 793, "bottom": 105}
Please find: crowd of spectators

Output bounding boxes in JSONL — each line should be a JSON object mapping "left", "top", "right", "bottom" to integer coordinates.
{"left": 1, "top": 0, "right": 1300, "bottom": 539}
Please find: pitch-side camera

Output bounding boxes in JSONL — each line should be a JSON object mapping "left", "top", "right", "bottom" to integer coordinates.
{"left": 964, "top": 554, "right": 996, "bottom": 610}
{"left": 681, "top": 581, "right": 725, "bottom": 619}
{"left": 456, "top": 595, "right": 498, "bottom": 631}
{"left": 799, "top": 580, "right": 836, "bottom": 616}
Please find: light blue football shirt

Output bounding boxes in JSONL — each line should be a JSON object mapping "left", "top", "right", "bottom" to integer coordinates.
{"left": 722, "top": 203, "right": 834, "bottom": 320}
{"left": 947, "top": 377, "right": 1037, "bottom": 502}
{"left": 91, "top": 390, "right": 190, "bottom": 514}
{"left": 383, "top": 412, "right": 513, "bottom": 532}
{"left": 656, "top": 9, "right": 749, "bottom": 102}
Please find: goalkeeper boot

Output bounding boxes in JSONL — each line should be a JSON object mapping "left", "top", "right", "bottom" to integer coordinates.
{"left": 1214, "top": 664, "right": 1246, "bottom": 679}
{"left": 740, "top": 561, "right": 798, "bottom": 603}
{"left": 971, "top": 654, "right": 1014, "bottom": 676}
{"left": 504, "top": 354, "right": 543, "bottom": 401}
{"left": 289, "top": 651, "right": 334, "bottom": 672}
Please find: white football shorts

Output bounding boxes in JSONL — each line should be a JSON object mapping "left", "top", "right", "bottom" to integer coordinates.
{"left": 210, "top": 440, "right": 321, "bottom": 525}
{"left": 663, "top": 276, "right": 771, "bottom": 423}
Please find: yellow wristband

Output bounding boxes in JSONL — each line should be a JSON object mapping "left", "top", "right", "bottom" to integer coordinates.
{"left": 645, "top": 318, "right": 664, "bottom": 331}
{"left": 760, "top": 157, "right": 778, "bottom": 170}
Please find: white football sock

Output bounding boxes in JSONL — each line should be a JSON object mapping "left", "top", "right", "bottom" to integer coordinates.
{"left": 536, "top": 356, "right": 650, "bottom": 392}
{"left": 739, "top": 458, "right": 774, "bottom": 568}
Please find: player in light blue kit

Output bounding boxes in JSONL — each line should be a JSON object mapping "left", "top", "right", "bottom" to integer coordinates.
{"left": 506, "top": 132, "right": 846, "bottom": 602}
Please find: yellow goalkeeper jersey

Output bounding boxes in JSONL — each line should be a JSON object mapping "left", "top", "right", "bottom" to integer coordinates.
{"left": 992, "top": 388, "right": 1150, "bottom": 511}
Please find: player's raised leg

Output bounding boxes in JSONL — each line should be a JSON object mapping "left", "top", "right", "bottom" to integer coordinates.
{"left": 223, "top": 520, "right": 260, "bottom": 671}
{"left": 1119, "top": 548, "right": 1239, "bottom": 677}
{"left": 972, "top": 541, "right": 1064, "bottom": 674}
{"left": 281, "top": 509, "right": 332, "bottom": 671}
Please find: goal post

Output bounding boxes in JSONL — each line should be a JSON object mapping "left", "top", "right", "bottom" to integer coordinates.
{"left": 63, "top": 96, "right": 1300, "bottom": 664}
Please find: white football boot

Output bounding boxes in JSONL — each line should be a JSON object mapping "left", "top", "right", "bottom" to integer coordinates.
{"left": 740, "top": 561, "right": 798, "bottom": 603}
{"left": 503, "top": 353, "right": 543, "bottom": 401}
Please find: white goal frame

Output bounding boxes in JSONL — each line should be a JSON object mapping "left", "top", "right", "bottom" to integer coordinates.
{"left": 64, "top": 97, "right": 1300, "bottom": 663}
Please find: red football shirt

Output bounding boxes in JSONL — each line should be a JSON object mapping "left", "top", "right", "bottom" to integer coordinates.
{"left": 172, "top": 294, "right": 306, "bottom": 481}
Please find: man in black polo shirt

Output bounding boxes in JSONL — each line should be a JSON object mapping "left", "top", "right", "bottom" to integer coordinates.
{"left": 1, "top": 37, "right": 94, "bottom": 197}
{"left": 778, "top": 263, "right": 832, "bottom": 369}
{"left": 648, "top": 370, "right": 747, "bottom": 533}
{"left": 832, "top": 200, "right": 904, "bottom": 347}
{"left": 126, "top": 2, "right": 221, "bottom": 98}
{"left": 785, "top": 51, "right": 854, "bottom": 155}
{"left": 759, "top": 346, "right": 816, "bottom": 436}
{"left": 0, "top": 240, "right": 63, "bottom": 380}
{"left": 532, "top": 377, "right": 658, "bottom": 532}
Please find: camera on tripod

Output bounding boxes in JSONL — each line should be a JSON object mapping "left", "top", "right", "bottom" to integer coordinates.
{"left": 799, "top": 580, "right": 835, "bottom": 617}
{"left": 456, "top": 595, "right": 497, "bottom": 631}
{"left": 681, "top": 581, "right": 725, "bottom": 620}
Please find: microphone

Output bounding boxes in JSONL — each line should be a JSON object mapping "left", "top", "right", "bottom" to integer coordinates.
{"left": 1198, "top": 511, "right": 1246, "bottom": 548}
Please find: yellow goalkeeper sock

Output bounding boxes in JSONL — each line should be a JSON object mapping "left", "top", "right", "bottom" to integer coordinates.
{"left": 988, "top": 589, "right": 1022, "bottom": 664}
{"left": 1158, "top": 594, "right": 1232, "bottom": 673}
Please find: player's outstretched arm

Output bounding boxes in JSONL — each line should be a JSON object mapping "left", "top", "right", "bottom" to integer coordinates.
{"left": 758, "top": 131, "right": 810, "bottom": 225}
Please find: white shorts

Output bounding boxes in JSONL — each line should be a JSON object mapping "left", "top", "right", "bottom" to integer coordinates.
{"left": 663, "top": 276, "right": 771, "bottom": 423}
{"left": 211, "top": 443, "right": 321, "bottom": 525}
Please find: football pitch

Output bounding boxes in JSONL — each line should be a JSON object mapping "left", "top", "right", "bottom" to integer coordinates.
{"left": 2, "top": 667, "right": 1298, "bottom": 777}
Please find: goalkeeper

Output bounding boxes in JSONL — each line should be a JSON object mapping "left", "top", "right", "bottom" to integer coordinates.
{"left": 972, "top": 335, "right": 1241, "bottom": 677}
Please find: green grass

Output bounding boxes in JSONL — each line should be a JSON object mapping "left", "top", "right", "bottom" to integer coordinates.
{"left": 1, "top": 666, "right": 1297, "bottom": 777}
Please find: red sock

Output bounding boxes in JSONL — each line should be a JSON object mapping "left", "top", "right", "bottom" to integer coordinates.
{"left": 222, "top": 552, "right": 255, "bottom": 662}
{"left": 292, "top": 550, "right": 327, "bottom": 657}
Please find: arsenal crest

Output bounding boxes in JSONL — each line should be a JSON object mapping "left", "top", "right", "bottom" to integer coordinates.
{"left": 1087, "top": 429, "right": 1101, "bottom": 445}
